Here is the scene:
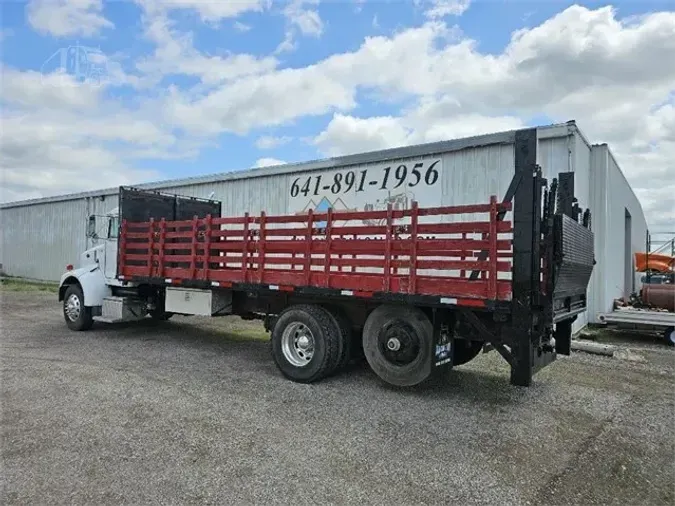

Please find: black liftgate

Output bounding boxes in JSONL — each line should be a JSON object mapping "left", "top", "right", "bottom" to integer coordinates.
{"left": 466, "top": 128, "right": 596, "bottom": 386}
{"left": 457, "top": 128, "right": 595, "bottom": 386}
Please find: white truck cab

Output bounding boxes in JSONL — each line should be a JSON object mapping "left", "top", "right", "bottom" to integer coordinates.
{"left": 58, "top": 208, "right": 141, "bottom": 330}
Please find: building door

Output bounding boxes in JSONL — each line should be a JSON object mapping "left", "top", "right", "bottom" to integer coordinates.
{"left": 624, "top": 209, "right": 633, "bottom": 298}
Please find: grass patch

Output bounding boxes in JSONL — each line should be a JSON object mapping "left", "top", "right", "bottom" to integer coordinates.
{"left": 0, "top": 278, "right": 59, "bottom": 293}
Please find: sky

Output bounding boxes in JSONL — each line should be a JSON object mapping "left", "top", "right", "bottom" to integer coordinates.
{"left": 0, "top": 0, "right": 674, "bottom": 231}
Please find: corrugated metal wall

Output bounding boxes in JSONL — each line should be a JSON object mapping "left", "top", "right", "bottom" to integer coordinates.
{"left": 0, "top": 126, "right": 586, "bottom": 283}
{"left": 2, "top": 199, "right": 89, "bottom": 281}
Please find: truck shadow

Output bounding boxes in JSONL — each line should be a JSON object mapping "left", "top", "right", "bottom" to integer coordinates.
{"left": 93, "top": 319, "right": 533, "bottom": 407}
{"left": 352, "top": 364, "right": 529, "bottom": 407}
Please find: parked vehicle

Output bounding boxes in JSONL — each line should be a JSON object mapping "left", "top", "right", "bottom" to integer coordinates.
{"left": 58, "top": 129, "right": 595, "bottom": 387}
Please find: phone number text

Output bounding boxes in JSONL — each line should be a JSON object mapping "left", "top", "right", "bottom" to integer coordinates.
{"left": 289, "top": 160, "right": 440, "bottom": 198}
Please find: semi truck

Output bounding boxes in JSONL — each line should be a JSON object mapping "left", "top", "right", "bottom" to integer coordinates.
{"left": 57, "top": 129, "right": 595, "bottom": 387}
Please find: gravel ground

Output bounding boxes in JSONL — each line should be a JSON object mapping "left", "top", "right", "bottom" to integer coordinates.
{"left": 1, "top": 290, "right": 674, "bottom": 505}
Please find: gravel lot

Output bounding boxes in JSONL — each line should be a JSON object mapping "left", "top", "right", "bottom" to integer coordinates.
{"left": 2, "top": 290, "right": 674, "bottom": 505}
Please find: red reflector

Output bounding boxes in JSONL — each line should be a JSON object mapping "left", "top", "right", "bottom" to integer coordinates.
{"left": 66, "top": 264, "right": 73, "bottom": 271}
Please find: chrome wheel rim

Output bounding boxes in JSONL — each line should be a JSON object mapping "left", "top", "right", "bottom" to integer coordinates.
{"left": 669, "top": 329, "right": 675, "bottom": 345}
{"left": 65, "top": 293, "right": 81, "bottom": 322}
{"left": 281, "top": 322, "right": 315, "bottom": 367}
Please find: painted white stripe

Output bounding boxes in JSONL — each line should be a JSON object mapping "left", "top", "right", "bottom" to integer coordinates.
{"left": 440, "top": 297, "right": 458, "bottom": 305}
{"left": 211, "top": 282, "right": 220, "bottom": 287}
{"left": 118, "top": 275, "right": 125, "bottom": 280}
{"left": 341, "top": 290, "right": 354, "bottom": 296}
{"left": 165, "top": 278, "right": 172, "bottom": 283}
{"left": 269, "top": 284, "right": 279, "bottom": 290}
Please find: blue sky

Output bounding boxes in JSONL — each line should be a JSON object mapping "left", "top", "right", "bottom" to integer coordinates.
{"left": 1, "top": 0, "right": 674, "bottom": 229}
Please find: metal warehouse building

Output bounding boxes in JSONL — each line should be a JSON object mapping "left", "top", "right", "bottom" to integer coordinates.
{"left": 0, "top": 121, "right": 647, "bottom": 329}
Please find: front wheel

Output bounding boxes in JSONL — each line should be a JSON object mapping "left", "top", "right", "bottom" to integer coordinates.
{"left": 63, "top": 284, "right": 93, "bottom": 331}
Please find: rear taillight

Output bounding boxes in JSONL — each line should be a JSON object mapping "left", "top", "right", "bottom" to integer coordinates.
{"left": 66, "top": 264, "right": 73, "bottom": 271}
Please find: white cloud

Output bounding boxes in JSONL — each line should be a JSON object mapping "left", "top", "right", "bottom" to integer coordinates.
{"left": 255, "top": 135, "right": 292, "bottom": 149}
{"left": 313, "top": 108, "right": 523, "bottom": 157}
{"left": 423, "top": 0, "right": 471, "bottom": 18}
{"left": 275, "top": 0, "right": 324, "bottom": 54}
{"left": 287, "top": 1, "right": 323, "bottom": 37}
{"left": 163, "top": 65, "right": 356, "bottom": 135}
{"left": 136, "top": 0, "right": 269, "bottom": 22}
{"left": 314, "top": 114, "right": 411, "bottom": 156}
{"left": 254, "top": 157, "right": 286, "bottom": 168}
{"left": 0, "top": 69, "right": 170, "bottom": 203}
{"left": 1, "top": 112, "right": 161, "bottom": 200}
{"left": 137, "top": 14, "right": 277, "bottom": 86}
{"left": 1, "top": 66, "right": 102, "bottom": 109}
{"left": 27, "top": 0, "right": 113, "bottom": 38}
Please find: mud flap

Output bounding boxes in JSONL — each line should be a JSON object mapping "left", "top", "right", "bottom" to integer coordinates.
{"left": 431, "top": 317, "right": 454, "bottom": 377}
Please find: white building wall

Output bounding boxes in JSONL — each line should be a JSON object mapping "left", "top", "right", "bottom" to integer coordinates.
{"left": 588, "top": 144, "right": 648, "bottom": 323}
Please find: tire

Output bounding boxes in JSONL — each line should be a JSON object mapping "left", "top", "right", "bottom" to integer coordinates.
{"left": 452, "top": 339, "right": 484, "bottom": 366}
{"left": 63, "top": 284, "right": 93, "bottom": 331}
{"left": 665, "top": 327, "right": 675, "bottom": 347}
{"left": 362, "top": 305, "right": 433, "bottom": 387}
{"left": 271, "top": 305, "right": 341, "bottom": 383}
{"left": 322, "top": 306, "right": 352, "bottom": 373}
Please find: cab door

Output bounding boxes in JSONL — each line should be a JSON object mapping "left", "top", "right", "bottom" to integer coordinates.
{"left": 104, "top": 215, "right": 119, "bottom": 280}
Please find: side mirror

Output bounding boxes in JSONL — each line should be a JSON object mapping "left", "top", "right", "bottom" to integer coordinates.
{"left": 87, "top": 215, "right": 97, "bottom": 238}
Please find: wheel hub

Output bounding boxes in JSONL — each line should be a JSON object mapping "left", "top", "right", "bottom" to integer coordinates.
{"left": 378, "top": 320, "right": 420, "bottom": 366}
{"left": 281, "top": 322, "right": 315, "bottom": 367}
{"left": 65, "top": 293, "right": 81, "bottom": 322}
{"left": 297, "top": 335, "right": 311, "bottom": 350}
{"left": 386, "top": 338, "right": 401, "bottom": 351}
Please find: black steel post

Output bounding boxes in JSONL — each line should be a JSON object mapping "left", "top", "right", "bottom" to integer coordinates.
{"left": 555, "top": 319, "right": 572, "bottom": 356}
{"left": 557, "top": 173, "right": 576, "bottom": 219}
{"left": 509, "top": 128, "right": 541, "bottom": 387}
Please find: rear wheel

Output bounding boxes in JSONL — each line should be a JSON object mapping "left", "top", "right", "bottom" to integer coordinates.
{"left": 271, "top": 305, "right": 341, "bottom": 383}
{"left": 362, "top": 305, "right": 433, "bottom": 387}
{"left": 63, "top": 284, "right": 93, "bottom": 331}
{"left": 322, "top": 306, "right": 352, "bottom": 373}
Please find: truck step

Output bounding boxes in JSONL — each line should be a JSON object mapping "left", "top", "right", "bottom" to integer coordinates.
{"left": 93, "top": 316, "right": 135, "bottom": 324}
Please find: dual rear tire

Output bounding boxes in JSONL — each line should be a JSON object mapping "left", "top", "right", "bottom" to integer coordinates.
{"left": 272, "top": 303, "right": 484, "bottom": 386}
{"left": 271, "top": 305, "right": 345, "bottom": 383}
